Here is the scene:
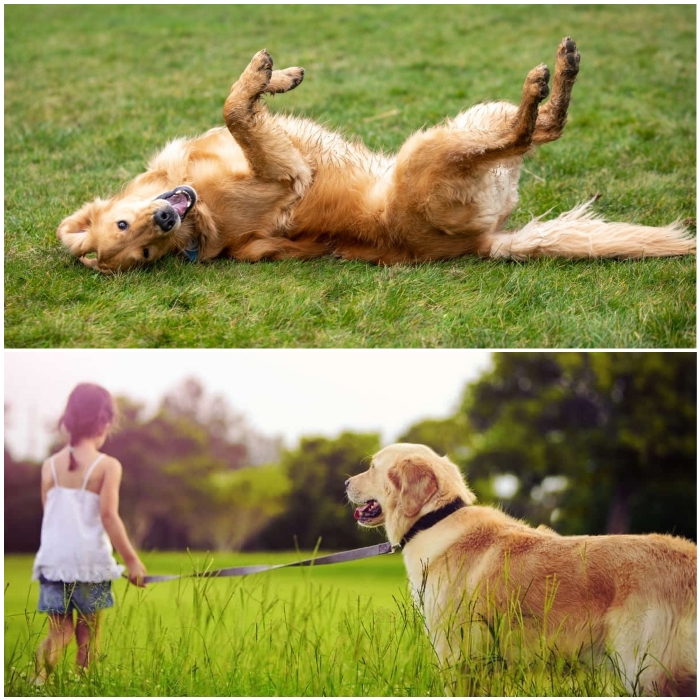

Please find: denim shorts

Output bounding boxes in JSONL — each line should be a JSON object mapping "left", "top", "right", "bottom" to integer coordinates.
{"left": 37, "top": 575, "right": 114, "bottom": 615}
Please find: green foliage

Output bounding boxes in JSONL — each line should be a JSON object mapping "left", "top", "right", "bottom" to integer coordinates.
{"left": 4, "top": 4, "right": 696, "bottom": 348}
{"left": 206, "top": 465, "right": 291, "bottom": 550}
{"left": 459, "top": 352, "right": 696, "bottom": 537}
{"left": 253, "top": 432, "right": 381, "bottom": 551}
{"left": 398, "top": 416, "right": 472, "bottom": 460}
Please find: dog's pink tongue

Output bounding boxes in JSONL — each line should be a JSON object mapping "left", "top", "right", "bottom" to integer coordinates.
{"left": 354, "top": 501, "right": 376, "bottom": 520}
{"left": 168, "top": 192, "right": 189, "bottom": 217}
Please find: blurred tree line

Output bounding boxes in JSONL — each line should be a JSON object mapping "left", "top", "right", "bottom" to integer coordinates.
{"left": 5, "top": 353, "right": 696, "bottom": 555}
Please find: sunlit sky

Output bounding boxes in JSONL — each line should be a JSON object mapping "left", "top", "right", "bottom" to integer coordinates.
{"left": 4, "top": 350, "right": 493, "bottom": 461}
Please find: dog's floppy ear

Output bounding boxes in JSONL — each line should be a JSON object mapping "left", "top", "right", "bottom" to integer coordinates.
{"left": 190, "top": 198, "right": 219, "bottom": 258}
{"left": 389, "top": 458, "right": 438, "bottom": 518}
{"left": 57, "top": 201, "right": 101, "bottom": 256}
{"left": 78, "top": 256, "right": 113, "bottom": 274}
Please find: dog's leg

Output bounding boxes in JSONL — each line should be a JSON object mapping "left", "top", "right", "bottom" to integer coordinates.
{"left": 230, "top": 234, "right": 330, "bottom": 261}
{"left": 532, "top": 37, "right": 580, "bottom": 144}
{"left": 266, "top": 67, "right": 305, "bottom": 95}
{"left": 505, "top": 63, "right": 552, "bottom": 152}
{"left": 225, "top": 49, "right": 304, "bottom": 111}
{"left": 455, "top": 61, "right": 551, "bottom": 162}
{"left": 394, "top": 62, "right": 550, "bottom": 189}
{"left": 382, "top": 65, "right": 550, "bottom": 252}
{"left": 223, "top": 50, "right": 312, "bottom": 192}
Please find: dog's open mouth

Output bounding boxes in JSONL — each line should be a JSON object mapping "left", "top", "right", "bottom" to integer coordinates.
{"left": 154, "top": 186, "right": 197, "bottom": 221}
{"left": 354, "top": 499, "right": 383, "bottom": 523}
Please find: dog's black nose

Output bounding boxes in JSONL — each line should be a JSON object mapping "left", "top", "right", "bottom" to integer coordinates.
{"left": 153, "top": 206, "right": 177, "bottom": 232}
{"left": 344, "top": 478, "right": 350, "bottom": 488}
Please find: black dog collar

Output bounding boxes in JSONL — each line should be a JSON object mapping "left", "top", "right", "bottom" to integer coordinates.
{"left": 399, "top": 497, "right": 468, "bottom": 549}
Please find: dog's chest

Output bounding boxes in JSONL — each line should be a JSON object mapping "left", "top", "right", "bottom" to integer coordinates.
{"left": 402, "top": 527, "right": 484, "bottom": 620}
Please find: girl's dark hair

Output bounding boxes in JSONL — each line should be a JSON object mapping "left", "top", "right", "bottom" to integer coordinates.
{"left": 59, "top": 383, "right": 116, "bottom": 471}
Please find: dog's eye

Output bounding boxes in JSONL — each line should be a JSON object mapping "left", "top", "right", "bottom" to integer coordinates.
{"left": 117, "top": 220, "right": 129, "bottom": 231}
{"left": 143, "top": 248, "right": 150, "bottom": 259}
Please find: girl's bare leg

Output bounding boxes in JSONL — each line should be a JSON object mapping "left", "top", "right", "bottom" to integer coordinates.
{"left": 75, "top": 612, "right": 102, "bottom": 670}
{"left": 35, "top": 613, "right": 74, "bottom": 683}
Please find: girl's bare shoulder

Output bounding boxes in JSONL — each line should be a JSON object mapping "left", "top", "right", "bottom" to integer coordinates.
{"left": 41, "top": 450, "right": 64, "bottom": 474}
{"left": 99, "top": 454, "right": 123, "bottom": 476}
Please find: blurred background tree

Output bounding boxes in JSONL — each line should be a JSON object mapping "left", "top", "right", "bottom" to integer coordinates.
{"left": 249, "top": 432, "right": 382, "bottom": 551}
{"left": 4, "top": 354, "right": 696, "bottom": 553}
{"left": 4, "top": 446, "right": 43, "bottom": 553}
{"left": 453, "top": 352, "right": 696, "bottom": 539}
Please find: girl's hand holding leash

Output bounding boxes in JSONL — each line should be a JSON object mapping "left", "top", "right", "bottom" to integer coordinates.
{"left": 126, "top": 557, "right": 148, "bottom": 587}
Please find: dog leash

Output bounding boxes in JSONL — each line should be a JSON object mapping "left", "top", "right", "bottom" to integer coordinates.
{"left": 132, "top": 542, "right": 395, "bottom": 584}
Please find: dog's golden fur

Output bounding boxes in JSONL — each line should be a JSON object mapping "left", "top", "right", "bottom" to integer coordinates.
{"left": 346, "top": 443, "right": 697, "bottom": 696}
{"left": 58, "top": 40, "right": 695, "bottom": 272}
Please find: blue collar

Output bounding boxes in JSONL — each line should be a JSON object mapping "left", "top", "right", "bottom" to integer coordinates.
{"left": 184, "top": 245, "right": 198, "bottom": 262}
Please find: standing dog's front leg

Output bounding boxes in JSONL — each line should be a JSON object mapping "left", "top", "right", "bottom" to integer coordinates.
{"left": 223, "top": 50, "right": 311, "bottom": 193}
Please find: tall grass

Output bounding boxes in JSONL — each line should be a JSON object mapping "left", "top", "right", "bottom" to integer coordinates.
{"left": 6, "top": 553, "right": 632, "bottom": 696}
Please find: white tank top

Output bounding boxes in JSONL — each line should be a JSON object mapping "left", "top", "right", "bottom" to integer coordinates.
{"left": 32, "top": 454, "right": 125, "bottom": 582}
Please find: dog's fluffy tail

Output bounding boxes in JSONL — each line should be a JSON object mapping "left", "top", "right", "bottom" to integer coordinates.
{"left": 485, "top": 200, "right": 696, "bottom": 260}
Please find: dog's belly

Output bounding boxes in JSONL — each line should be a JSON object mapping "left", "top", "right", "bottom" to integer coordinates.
{"left": 479, "top": 161, "right": 523, "bottom": 229}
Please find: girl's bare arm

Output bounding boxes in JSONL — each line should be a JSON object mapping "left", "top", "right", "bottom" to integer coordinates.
{"left": 100, "top": 458, "right": 147, "bottom": 586}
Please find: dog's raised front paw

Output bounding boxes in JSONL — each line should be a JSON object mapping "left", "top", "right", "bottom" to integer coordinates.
{"left": 238, "top": 49, "right": 274, "bottom": 94}
{"left": 250, "top": 48, "right": 273, "bottom": 73}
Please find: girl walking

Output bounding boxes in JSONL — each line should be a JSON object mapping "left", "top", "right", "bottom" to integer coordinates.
{"left": 32, "top": 383, "right": 147, "bottom": 682}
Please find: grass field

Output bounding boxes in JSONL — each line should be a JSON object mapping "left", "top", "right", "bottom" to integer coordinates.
{"left": 5, "top": 551, "right": 629, "bottom": 697}
{"left": 4, "top": 4, "right": 696, "bottom": 348}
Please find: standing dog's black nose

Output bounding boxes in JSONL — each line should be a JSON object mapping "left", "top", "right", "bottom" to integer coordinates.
{"left": 153, "top": 206, "right": 177, "bottom": 232}
{"left": 344, "top": 478, "right": 351, "bottom": 488}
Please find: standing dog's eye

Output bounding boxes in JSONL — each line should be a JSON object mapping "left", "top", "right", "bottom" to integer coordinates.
{"left": 117, "top": 221, "right": 129, "bottom": 231}
{"left": 143, "top": 248, "right": 150, "bottom": 259}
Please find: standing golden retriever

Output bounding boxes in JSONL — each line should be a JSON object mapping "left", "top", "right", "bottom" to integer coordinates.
{"left": 346, "top": 443, "right": 697, "bottom": 696}
{"left": 58, "top": 38, "right": 694, "bottom": 272}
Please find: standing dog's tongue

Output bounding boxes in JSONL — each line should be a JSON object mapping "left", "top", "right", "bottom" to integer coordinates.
{"left": 354, "top": 499, "right": 381, "bottom": 521}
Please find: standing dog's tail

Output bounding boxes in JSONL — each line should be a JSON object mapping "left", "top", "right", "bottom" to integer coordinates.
{"left": 484, "top": 200, "right": 695, "bottom": 260}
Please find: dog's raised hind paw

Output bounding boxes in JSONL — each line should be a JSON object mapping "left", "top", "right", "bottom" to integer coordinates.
{"left": 525, "top": 63, "right": 551, "bottom": 101}
{"left": 267, "top": 66, "right": 305, "bottom": 94}
{"left": 557, "top": 36, "right": 580, "bottom": 77}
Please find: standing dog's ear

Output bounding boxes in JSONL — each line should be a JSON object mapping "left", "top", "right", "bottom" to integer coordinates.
{"left": 389, "top": 459, "right": 438, "bottom": 518}
{"left": 57, "top": 200, "right": 101, "bottom": 256}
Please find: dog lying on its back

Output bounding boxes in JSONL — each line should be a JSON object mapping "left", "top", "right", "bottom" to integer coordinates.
{"left": 58, "top": 39, "right": 695, "bottom": 272}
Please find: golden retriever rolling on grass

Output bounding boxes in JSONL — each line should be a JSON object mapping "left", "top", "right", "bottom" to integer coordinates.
{"left": 346, "top": 443, "right": 697, "bottom": 696}
{"left": 58, "top": 38, "right": 695, "bottom": 273}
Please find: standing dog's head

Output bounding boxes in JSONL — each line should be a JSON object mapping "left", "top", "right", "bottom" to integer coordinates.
{"left": 57, "top": 185, "right": 198, "bottom": 273}
{"left": 346, "top": 443, "right": 476, "bottom": 546}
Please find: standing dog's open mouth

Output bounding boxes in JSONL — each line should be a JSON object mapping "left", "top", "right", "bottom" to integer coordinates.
{"left": 353, "top": 499, "right": 383, "bottom": 524}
